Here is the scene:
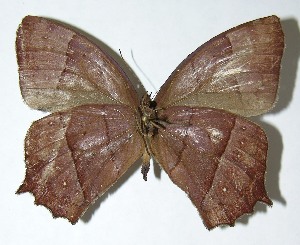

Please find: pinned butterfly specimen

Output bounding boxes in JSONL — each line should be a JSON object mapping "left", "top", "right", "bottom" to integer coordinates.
{"left": 16, "top": 15, "right": 284, "bottom": 229}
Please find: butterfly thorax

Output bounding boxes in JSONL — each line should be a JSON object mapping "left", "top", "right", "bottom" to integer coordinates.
{"left": 138, "top": 94, "right": 167, "bottom": 180}
{"left": 139, "top": 93, "right": 169, "bottom": 135}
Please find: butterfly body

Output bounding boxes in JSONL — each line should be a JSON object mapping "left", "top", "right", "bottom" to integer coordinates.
{"left": 16, "top": 15, "right": 284, "bottom": 229}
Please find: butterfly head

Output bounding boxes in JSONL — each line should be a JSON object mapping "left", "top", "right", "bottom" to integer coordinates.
{"left": 139, "top": 94, "right": 167, "bottom": 138}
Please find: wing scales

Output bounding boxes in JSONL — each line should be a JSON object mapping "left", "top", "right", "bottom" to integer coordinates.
{"left": 17, "top": 16, "right": 139, "bottom": 112}
{"left": 155, "top": 16, "right": 284, "bottom": 117}
{"left": 17, "top": 104, "right": 144, "bottom": 223}
{"left": 150, "top": 107, "right": 271, "bottom": 229}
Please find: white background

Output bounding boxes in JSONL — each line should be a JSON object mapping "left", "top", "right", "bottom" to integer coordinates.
{"left": 1, "top": 1, "right": 299, "bottom": 244}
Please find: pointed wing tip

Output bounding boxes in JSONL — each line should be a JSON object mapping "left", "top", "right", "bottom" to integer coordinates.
{"left": 203, "top": 196, "right": 273, "bottom": 230}
{"left": 51, "top": 211, "right": 80, "bottom": 225}
{"left": 15, "top": 188, "right": 23, "bottom": 195}
{"left": 41, "top": 203, "right": 81, "bottom": 225}
{"left": 16, "top": 181, "right": 30, "bottom": 194}
{"left": 204, "top": 219, "right": 237, "bottom": 230}
{"left": 261, "top": 195, "right": 273, "bottom": 206}
{"left": 35, "top": 198, "right": 81, "bottom": 225}
{"left": 16, "top": 182, "right": 83, "bottom": 225}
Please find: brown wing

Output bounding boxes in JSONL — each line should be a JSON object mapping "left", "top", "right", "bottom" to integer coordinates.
{"left": 17, "top": 104, "right": 144, "bottom": 223}
{"left": 155, "top": 16, "right": 284, "bottom": 117}
{"left": 150, "top": 106, "right": 271, "bottom": 229}
{"left": 16, "top": 16, "right": 139, "bottom": 112}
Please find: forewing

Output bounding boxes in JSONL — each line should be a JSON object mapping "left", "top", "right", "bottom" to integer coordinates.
{"left": 150, "top": 107, "right": 271, "bottom": 229}
{"left": 17, "top": 104, "right": 144, "bottom": 223}
{"left": 16, "top": 16, "right": 139, "bottom": 112}
{"left": 155, "top": 16, "right": 284, "bottom": 117}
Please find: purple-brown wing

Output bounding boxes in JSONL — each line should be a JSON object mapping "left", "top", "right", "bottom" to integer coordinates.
{"left": 155, "top": 16, "right": 284, "bottom": 117}
{"left": 16, "top": 16, "right": 139, "bottom": 112}
{"left": 150, "top": 107, "right": 271, "bottom": 229}
{"left": 17, "top": 104, "right": 145, "bottom": 223}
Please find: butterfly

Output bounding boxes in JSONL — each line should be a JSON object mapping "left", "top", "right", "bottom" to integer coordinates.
{"left": 16, "top": 15, "right": 284, "bottom": 229}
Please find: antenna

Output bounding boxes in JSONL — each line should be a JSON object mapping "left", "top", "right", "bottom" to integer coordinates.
{"left": 130, "top": 50, "right": 158, "bottom": 94}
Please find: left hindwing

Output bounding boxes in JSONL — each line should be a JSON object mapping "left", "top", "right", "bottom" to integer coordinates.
{"left": 17, "top": 104, "right": 145, "bottom": 223}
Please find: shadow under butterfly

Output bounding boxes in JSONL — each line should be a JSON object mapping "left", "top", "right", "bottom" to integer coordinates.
{"left": 16, "top": 15, "right": 284, "bottom": 229}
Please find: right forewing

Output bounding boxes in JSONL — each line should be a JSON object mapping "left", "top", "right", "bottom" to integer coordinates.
{"left": 155, "top": 16, "right": 284, "bottom": 117}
